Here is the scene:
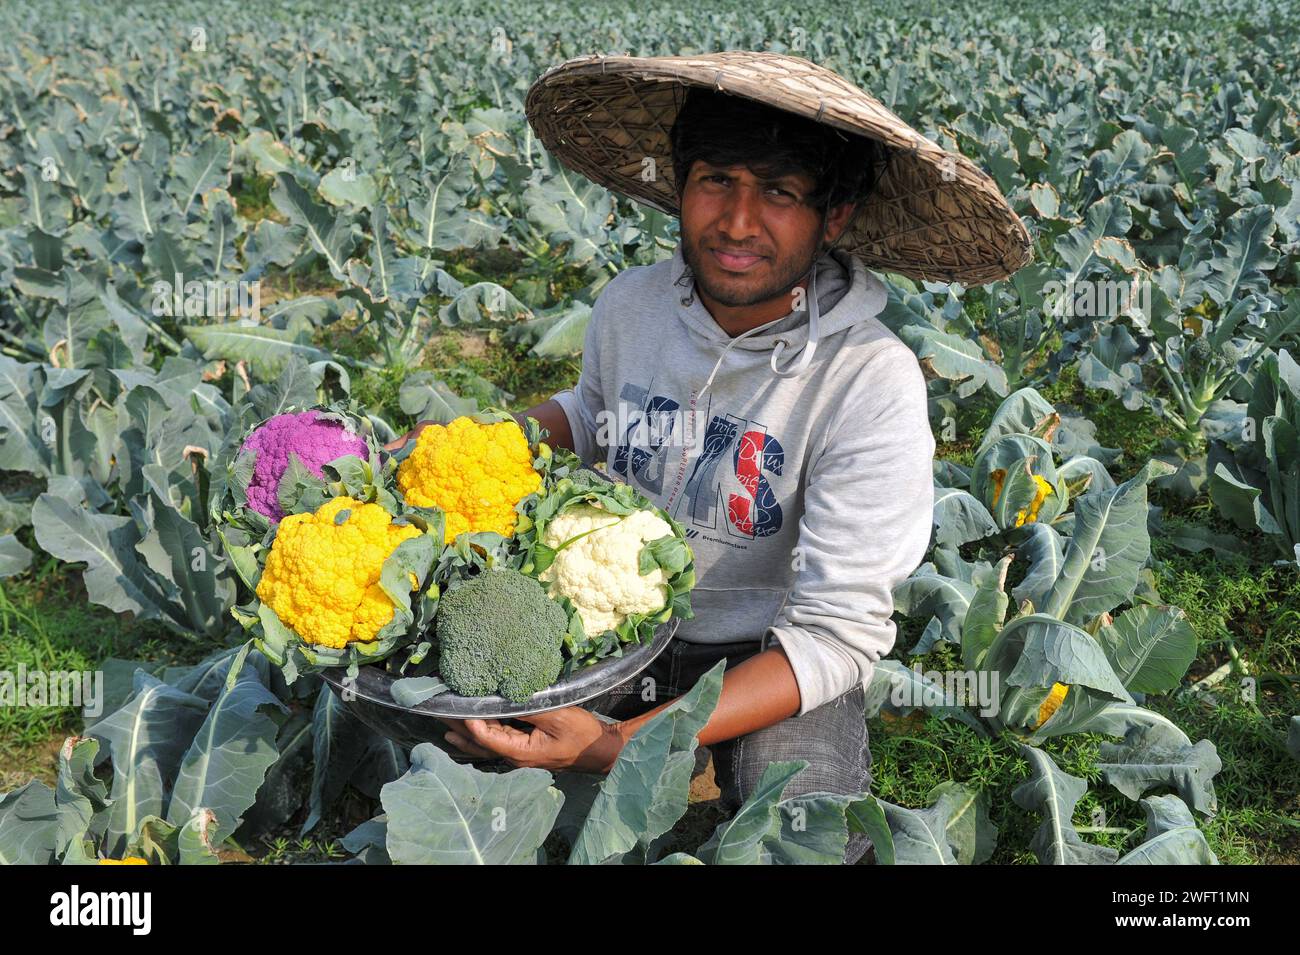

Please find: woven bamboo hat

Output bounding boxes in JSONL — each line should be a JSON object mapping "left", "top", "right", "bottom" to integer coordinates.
{"left": 525, "top": 51, "right": 1031, "bottom": 285}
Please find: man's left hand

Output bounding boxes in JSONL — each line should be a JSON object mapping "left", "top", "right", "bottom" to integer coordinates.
{"left": 441, "top": 706, "right": 625, "bottom": 773}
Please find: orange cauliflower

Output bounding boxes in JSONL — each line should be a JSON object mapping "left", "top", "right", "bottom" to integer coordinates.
{"left": 396, "top": 417, "right": 541, "bottom": 540}
{"left": 255, "top": 496, "right": 423, "bottom": 649}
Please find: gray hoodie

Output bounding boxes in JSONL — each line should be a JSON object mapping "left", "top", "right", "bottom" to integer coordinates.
{"left": 550, "top": 243, "right": 934, "bottom": 715}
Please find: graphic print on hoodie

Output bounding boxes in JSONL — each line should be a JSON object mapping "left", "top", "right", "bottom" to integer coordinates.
{"left": 551, "top": 243, "right": 935, "bottom": 714}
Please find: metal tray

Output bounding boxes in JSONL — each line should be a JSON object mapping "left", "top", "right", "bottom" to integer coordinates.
{"left": 321, "top": 618, "right": 677, "bottom": 751}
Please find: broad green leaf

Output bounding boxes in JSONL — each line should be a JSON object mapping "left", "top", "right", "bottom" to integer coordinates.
{"left": 1042, "top": 460, "right": 1173, "bottom": 624}
{"left": 184, "top": 322, "right": 336, "bottom": 379}
{"left": 1098, "top": 737, "right": 1221, "bottom": 816}
{"left": 1115, "top": 795, "right": 1218, "bottom": 865}
{"left": 927, "top": 781, "right": 998, "bottom": 865}
{"left": 931, "top": 486, "right": 998, "bottom": 548}
{"left": 1193, "top": 205, "right": 1279, "bottom": 307}
{"left": 32, "top": 493, "right": 171, "bottom": 619}
{"left": 569, "top": 660, "right": 725, "bottom": 865}
{"left": 398, "top": 371, "right": 477, "bottom": 423}
{"left": 1012, "top": 522, "right": 1065, "bottom": 609}
{"left": 1097, "top": 605, "right": 1197, "bottom": 694}
{"left": 319, "top": 167, "right": 379, "bottom": 209}
{"left": 876, "top": 797, "right": 960, "bottom": 864}
{"left": 270, "top": 172, "right": 356, "bottom": 279}
{"left": 166, "top": 663, "right": 287, "bottom": 833}
{"left": 169, "top": 137, "right": 234, "bottom": 216}
{"left": 381, "top": 743, "right": 562, "bottom": 865}
{"left": 695, "top": 761, "right": 863, "bottom": 864}
{"left": 1011, "top": 746, "right": 1119, "bottom": 865}
{"left": 303, "top": 683, "right": 372, "bottom": 834}
{"left": 438, "top": 282, "right": 531, "bottom": 327}
{"left": 54, "top": 736, "right": 110, "bottom": 858}
{"left": 0, "top": 534, "right": 33, "bottom": 577}
{"left": 900, "top": 325, "right": 1008, "bottom": 399}
{"left": 88, "top": 671, "right": 209, "bottom": 857}
{"left": 978, "top": 387, "right": 1058, "bottom": 452}
{"left": 0, "top": 782, "right": 59, "bottom": 865}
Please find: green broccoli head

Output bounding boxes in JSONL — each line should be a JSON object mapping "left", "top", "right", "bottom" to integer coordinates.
{"left": 435, "top": 568, "right": 569, "bottom": 703}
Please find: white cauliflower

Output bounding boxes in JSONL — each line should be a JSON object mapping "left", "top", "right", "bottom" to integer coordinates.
{"left": 538, "top": 502, "right": 673, "bottom": 637}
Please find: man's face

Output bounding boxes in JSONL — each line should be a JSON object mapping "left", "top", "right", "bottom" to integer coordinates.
{"left": 678, "top": 160, "right": 852, "bottom": 309}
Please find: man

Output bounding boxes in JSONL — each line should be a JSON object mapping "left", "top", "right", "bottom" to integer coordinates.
{"left": 389, "top": 53, "right": 1029, "bottom": 864}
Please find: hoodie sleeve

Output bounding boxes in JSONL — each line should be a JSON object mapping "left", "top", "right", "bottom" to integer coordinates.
{"left": 765, "top": 342, "right": 935, "bottom": 715}
{"left": 549, "top": 297, "right": 607, "bottom": 468}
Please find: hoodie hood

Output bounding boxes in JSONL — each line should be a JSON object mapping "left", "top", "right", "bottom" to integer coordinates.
{"left": 668, "top": 242, "right": 889, "bottom": 405}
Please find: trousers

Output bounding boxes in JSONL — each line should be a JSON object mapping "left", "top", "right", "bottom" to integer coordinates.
{"left": 584, "top": 637, "right": 874, "bottom": 864}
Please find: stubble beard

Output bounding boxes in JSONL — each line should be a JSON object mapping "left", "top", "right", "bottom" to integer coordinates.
{"left": 680, "top": 224, "right": 823, "bottom": 309}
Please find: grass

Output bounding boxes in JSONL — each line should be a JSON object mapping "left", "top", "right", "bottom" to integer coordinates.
{"left": 0, "top": 550, "right": 207, "bottom": 789}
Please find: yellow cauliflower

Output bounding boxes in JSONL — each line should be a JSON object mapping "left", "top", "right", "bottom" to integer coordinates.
{"left": 255, "top": 496, "right": 423, "bottom": 649}
{"left": 396, "top": 417, "right": 541, "bottom": 540}
{"left": 1034, "top": 682, "right": 1070, "bottom": 729}
{"left": 538, "top": 502, "right": 673, "bottom": 637}
{"left": 991, "top": 469, "right": 1054, "bottom": 528}
{"left": 98, "top": 857, "right": 148, "bottom": 865}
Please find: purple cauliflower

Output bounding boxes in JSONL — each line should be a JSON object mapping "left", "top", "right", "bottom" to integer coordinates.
{"left": 240, "top": 411, "right": 369, "bottom": 522}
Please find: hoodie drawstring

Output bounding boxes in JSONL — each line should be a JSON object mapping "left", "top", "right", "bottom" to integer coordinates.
{"left": 695, "top": 260, "right": 821, "bottom": 407}
{"left": 665, "top": 263, "right": 822, "bottom": 514}
{"left": 770, "top": 263, "right": 820, "bottom": 378}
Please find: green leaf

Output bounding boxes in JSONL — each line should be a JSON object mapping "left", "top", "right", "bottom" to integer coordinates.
{"left": 303, "top": 683, "right": 372, "bottom": 834}
{"left": 978, "top": 387, "right": 1059, "bottom": 452}
{"left": 875, "top": 797, "right": 960, "bottom": 864}
{"left": 1098, "top": 737, "right": 1221, "bottom": 816}
{"left": 927, "top": 781, "right": 998, "bottom": 865}
{"left": 438, "top": 282, "right": 532, "bottom": 327}
{"left": 1193, "top": 205, "right": 1279, "bottom": 307}
{"left": 695, "top": 761, "right": 860, "bottom": 865}
{"left": 270, "top": 172, "right": 356, "bottom": 280}
{"left": 166, "top": 662, "right": 286, "bottom": 834}
{"left": 1042, "top": 460, "right": 1172, "bottom": 624}
{"left": 381, "top": 744, "right": 562, "bottom": 864}
{"left": 900, "top": 325, "right": 1008, "bottom": 399}
{"left": 0, "top": 534, "right": 33, "bottom": 577}
{"left": 319, "top": 167, "right": 379, "bottom": 210}
{"left": 0, "top": 782, "right": 59, "bottom": 865}
{"left": 1097, "top": 605, "right": 1197, "bottom": 694}
{"left": 931, "top": 487, "right": 999, "bottom": 548}
{"left": 32, "top": 493, "right": 170, "bottom": 620}
{"left": 398, "top": 371, "right": 477, "bottom": 424}
{"left": 1011, "top": 746, "right": 1119, "bottom": 865}
{"left": 183, "top": 322, "right": 336, "bottom": 379}
{"left": 169, "top": 137, "right": 234, "bottom": 216}
{"left": 1012, "top": 522, "right": 1065, "bottom": 609}
{"left": 1115, "top": 795, "right": 1218, "bottom": 865}
{"left": 88, "top": 671, "right": 210, "bottom": 857}
{"left": 569, "top": 660, "right": 725, "bottom": 865}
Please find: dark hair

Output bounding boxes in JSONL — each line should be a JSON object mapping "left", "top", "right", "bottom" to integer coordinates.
{"left": 668, "top": 88, "right": 892, "bottom": 214}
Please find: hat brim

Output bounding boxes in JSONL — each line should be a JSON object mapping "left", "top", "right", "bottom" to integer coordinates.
{"left": 525, "top": 52, "right": 1032, "bottom": 285}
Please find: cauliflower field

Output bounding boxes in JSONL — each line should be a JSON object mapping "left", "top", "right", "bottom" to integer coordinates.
{"left": 0, "top": 0, "right": 1298, "bottom": 866}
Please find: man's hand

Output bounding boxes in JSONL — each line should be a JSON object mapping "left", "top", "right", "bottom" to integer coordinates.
{"left": 441, "top": 707, "right": 626, "bottom": 773}
{"left": 383, "top": 420, "right": 434, "bottom": 454}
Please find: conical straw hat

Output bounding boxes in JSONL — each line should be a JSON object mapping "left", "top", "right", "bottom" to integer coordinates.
{"left": 526, "top": 51, "right": 1031, "bottom": 285}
